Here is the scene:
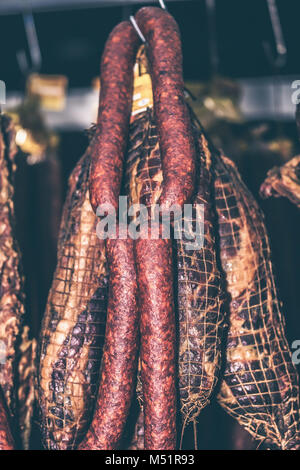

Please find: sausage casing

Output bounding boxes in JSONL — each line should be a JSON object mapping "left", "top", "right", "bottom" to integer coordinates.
{"left": 135, "top": 233, "right": 176, "bottom": 450}
{"left": 89, "top": 21, "right": 140, "bottom": 214}
{"left": 135, "top": 7, "right": 196, "bottom": 211}
{"left": 79, "top": 236, "right": 139, "bottom": 450}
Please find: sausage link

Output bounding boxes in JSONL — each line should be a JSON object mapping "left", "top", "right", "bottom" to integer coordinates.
{"left": 126, "top": 108, "right": 225, "bottom": 438}
{"left": 0, "top": 391, "right": 14, "bottom": 450}
{"left": 135, "top": 231, "right": 176, "bottom": 450}
{"left": 135, "top": 7, "right": 196, "bottom": 211}
{"left": 89, "top": 21, "right": 140, "bottom": 214}
{"left": 79, "top": 235, "right": 139, "bottom": 450}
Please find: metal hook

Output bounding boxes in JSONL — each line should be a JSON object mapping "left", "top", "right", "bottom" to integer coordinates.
{"left": 17, "top": 10, "right": 42, "bottom": 77}
{"left": 205, "top": 0, "right": 219, "bottom": 76}
{"left": 130, "top": 16, "right": 146, "bottom": 44}
{"left": 263, "top": 0, "right": 287, "bottom": 69}
{"left": 130, "top": 1, "right": 167, "bottom": 44}
{"left": 23, "top": 12, "right": 42, "bottom": 71}
{"left": 158, "top": 0, "right": 167, "bottom": 10}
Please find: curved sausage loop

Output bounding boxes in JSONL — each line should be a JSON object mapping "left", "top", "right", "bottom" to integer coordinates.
{"left": 135, "top": 224, "right": 177, "bottom": 450}
{"left": 135, "top": 7, "right": 196, "bottom": 212}
{"left": 79, "top": 232, "right": 139, "bottom": 450}
{"left": 89, "top": 21, "right": 140, "bottom": 215}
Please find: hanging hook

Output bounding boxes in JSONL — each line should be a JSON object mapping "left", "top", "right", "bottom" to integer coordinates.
{"left": 205, "top": 0, "right": 219, "bottom": 76}
{"left": 23, "top": 11, "right": 42, "bottom": 72}
{"left": 129, "top": 16, "right": 146, "bottom": 44}
{"left": 158, "top": 0, "right": 167, "bottom": 10}
{"left": 130, "top": 1, "right": 167, "bottom": 44}
{"left": 17, "top": 10, "right": 42, "bottom": 78}
{"left": 263, "top": 0, "right": 287, "bottom": 69}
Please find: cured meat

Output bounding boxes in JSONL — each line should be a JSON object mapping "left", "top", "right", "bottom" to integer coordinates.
{"left": 89, "top": 21, "right": 140, "bottom": 214}
{"left": 125, "top": 54, "right": 299, "bottom": 448}
{"left": 0, "top": 115, "right": 25, "bottom": 416}
{"left": 125, "top": 107, "right": 225, "bottom": 436}
{"left": 78, "top": 236, "right": 139, "bottom": 450}
{"left": 126, "top": 55, "right": 178, "bottom": 450}
{"left": 134, "top": 7, "right": 196, "bottom": 211}
{"left": 212, "top": 150, "right": 300, "bottom": 449}
{"left": 135, "top": 232, "right": 176, "bottom": 450}
{"left": 260, "top": 155, "right": 300, "bottom": 209}
{"left": 38, "top": 151, "right": 108, "bottom": 450}
{"left": 0, "top": 390, "right": 14, "bottom": 450}
{"left": 125, "top": 109, "right": 162, "bottom": 212}
{"left": 177, "top": 124, "right": 226, "bottom": 427}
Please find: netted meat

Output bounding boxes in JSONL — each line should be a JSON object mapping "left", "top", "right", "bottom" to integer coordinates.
{"left": 38, "top": 151, "right": 108, "bottom": 450}
{"left": 211, "top": 150, "right": 300, "bottom": 449}
{"left": 177, "top": 128, "right": 226, "bottom": 425}
{"left": 0, "top": 114, "right": 25, "bottom": 416}
{"left": 260, "top": 155, "right": 300, "bottom": 209}
{"left": 17, "top": 326, "right": 37, "bottom": 450}
{"left": 125, "top": 109, "right": 162, "bottom": 212}
{"left": 125, "top": 107, "right": 225, "bottom": 435}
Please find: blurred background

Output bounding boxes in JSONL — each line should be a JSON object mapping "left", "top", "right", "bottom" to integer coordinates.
{"left": 1, "top": 0, "right": 300, "bottom": 450}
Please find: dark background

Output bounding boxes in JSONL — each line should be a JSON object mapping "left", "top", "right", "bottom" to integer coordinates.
{"left": 1, "top": 0, "right": 300, "bottom": 450}
{"left": 1, "top": 0, "right": 300, "bottom": 90}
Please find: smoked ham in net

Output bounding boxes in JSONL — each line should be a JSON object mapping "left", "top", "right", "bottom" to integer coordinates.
{"left": 212, "top": 148, "right": 300, "bottom": 450}
{"left": 125, "top": 107, "right": 225, "bottom": 434}
{"left": 38, "top": 151, "right": 108, "bottom": 450}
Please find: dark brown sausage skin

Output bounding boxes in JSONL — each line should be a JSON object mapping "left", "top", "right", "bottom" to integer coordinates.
{"left": 78, "top": 234, "right": 139, "bottom": 450}
{"left": 0, "top": 391, "right": 14, "bottom": 450}
{"left": 135, "top": 7, "right": 196, "bottom": 211}
{"left": 89, "top": 21, "right": 140, "bottom": 214}
{"left": 135, "top": 226, "right": 176, "bottom": 450}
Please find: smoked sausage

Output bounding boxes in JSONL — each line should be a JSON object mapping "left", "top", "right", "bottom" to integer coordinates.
{"left": 135, "top": 229, "right": 176, "bottom": 450}
{"left": 134, "top": 7, "right": 196, "bottom": 211}
{"left": 89, "top": 22, "right": 140, "bottom": 214}
{"left": 79, "top": 234, "right": 139, "bottom": 450}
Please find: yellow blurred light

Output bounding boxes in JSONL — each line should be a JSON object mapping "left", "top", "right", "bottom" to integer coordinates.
{"left": 16, "top": 128, "right": 28, "bottom": 146}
